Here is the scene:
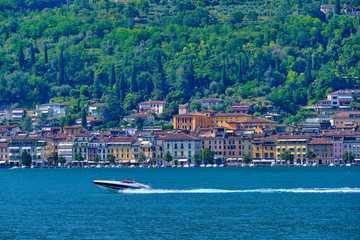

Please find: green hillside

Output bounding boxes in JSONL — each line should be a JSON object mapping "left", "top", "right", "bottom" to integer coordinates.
{"left": 0, "top": 0, "right": 359, "bottom": 127}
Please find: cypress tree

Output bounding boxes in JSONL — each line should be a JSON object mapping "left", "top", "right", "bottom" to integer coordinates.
{"left": 130, "top": 62, "right": 138, "bottom": 92}
{"left": 188, "top": 58, "right": 195, "bottom": 86}
{"left": 237, "top": 55, "right": 242, "bottom": 85}
{"left": 44, "top": 44, "right": 48, "bottom": 64}
{"left": 58, "top": 48, "right": 65, "bottom": 85}
{"left": 30, "top": 44, "right": 35, "bottom": 66}
{"left": 157, "top": 52, "right": 163, "bottom": 74}
{"left": 76, "top": 99, "right": 81, "bottom": 113}
{"left": 305, "top": 54, "right": 312, "bottom": 86}
{"left": 81, "top": 108, "right": 87, "bottom": 129}
{"left": 220, "top": 57, "right": 227, "bottom": 93}
{"left": 119, "top": 74, "right": 126, "bottom": 101}
{"left": 114, "top": 75, "right": 121, "bottom": 99}
{"left": 92, "top": 74, "right": 102, "bottom": 99}
{"left": 19, "top": 46, "right": 25, "bottom": 69}
{"left": 110, "top": 64, "right": 116, "bottom": 87}
{"left": 335, "top": 0, "right": 340, "bottom": 15}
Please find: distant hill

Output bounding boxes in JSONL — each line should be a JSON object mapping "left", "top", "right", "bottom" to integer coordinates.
{"left": 0, "top": 0, "right": 359, "bottom": 127}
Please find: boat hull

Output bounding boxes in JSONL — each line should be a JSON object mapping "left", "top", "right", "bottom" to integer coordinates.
{"left": 93, "top": 180, "right": 150, "bottom": 192}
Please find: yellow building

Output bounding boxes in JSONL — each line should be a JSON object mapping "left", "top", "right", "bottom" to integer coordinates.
{"left": 252, "top": 137, "right": 277, "bottom": 164}
{"left": 330, "top": 111, "right": 360, "bottom": 126}
{"left": 173, "top": 113, "right": 209, "bottom": 130}
{"left": 236, "top": 117, "right": 278, "bottom": 134}
{"left": 276, "top": 135, "right": 310, "bottom": 164}
{"left": 174, "top": 111, "right": 255, "bottom": 130}
{"left": 107, "top": 136, "right": 136, "bottom": 162}
{"left": 203, "top": 111, "right": 253, "bottom": 128}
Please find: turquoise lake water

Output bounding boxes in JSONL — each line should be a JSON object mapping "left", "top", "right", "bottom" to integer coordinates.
{"left": 1, "top": 167, "right": 359, "bottom": 239}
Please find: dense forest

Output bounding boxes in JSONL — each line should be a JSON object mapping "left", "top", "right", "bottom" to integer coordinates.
{"left": 0, "top": 0, "right": 360, "bottom": 128}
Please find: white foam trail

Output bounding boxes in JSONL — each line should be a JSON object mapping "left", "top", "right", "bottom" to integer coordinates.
{"left": 121, "top": 187, "right": 360, "bottom": 194}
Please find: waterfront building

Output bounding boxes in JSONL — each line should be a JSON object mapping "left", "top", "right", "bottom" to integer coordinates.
{"left": 131, "top": 141, "right": 141, "bottom": 163}
{"left": 252, "top": 137, "right": 277, "bottom": 165}
{"left": 158, "top": 132, "right": 201, "bottom": 164}
{"left": 7, "top": 134, "right": 46, "bottom": 166}
{"left": 88, "top": 135, "right": 110, "bottom": 162}
{"left": 333, "top": 134, "right": 344, "bottom": 164}
{"left": 107, "top": 136, "right": 137, "bottom": 163}
{"left": 201, "top": 136, "right": 225, "bottom": 160}
{"left": 73, "top": 133, "right": 93, "bottom": 163}
{"left": 58, "top": 139, "right": 74, "bottom": 165}
{"left": 307, "top": 138, "right": 334, "bottom": 165}
{"left": 0, "top": 137, "right": 11, "bottom": 164}
{"left": 343, "top": 134, "right": 360, "bottom": 163}
{"left": 276, "top": 135, "right": 310, "bottom": 165}
{"left": 152, "top": 137, "right": 164, "bottom": 166}
{"left": 44, "top": 134, "right": 67, "bottom": 164}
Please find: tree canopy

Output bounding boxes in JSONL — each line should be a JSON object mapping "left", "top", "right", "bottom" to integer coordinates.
{"left": 1, "top": 0, "right": 360, "bottom": 126}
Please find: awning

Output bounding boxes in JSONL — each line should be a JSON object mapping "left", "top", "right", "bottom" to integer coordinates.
{"left": 178, "top": 159, "right": 188, "bottom": 162}
{"left": 0, "top": 160, "right": 6, "bottom": 164}
{"left": 141, "top": 141, "right": 150, "bottom": 145}
{"left": 130, "top": 159, "right": 137, "bottom": 163}
{"left": 260, "top": 159, "right": 275, "bottom": 162}
{"left": 226, "top": 130, "right": 233, "bottom": 133}
{"left": 226, "top": 158, "right": 237, "bottom": 161}
{"left": 119, "top": 160, "right": 130, "bottom": 163}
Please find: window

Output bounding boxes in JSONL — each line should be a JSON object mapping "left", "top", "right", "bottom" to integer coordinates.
{"left": 188, "top": 143, "right": 191, "bottom": 148}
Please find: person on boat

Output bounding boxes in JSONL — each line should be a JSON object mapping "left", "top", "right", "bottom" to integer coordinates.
{"left": 125, "top": 178, "right": 130, "bottom": 183}
{"left": 132, "top": 180, "right": 136, "bottom": 183}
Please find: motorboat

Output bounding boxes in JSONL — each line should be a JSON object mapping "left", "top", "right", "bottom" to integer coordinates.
{"left": 345, "top": 163, "right": 352, "bottom": 167}
{"left": 329, "top": 163, "right": 335, "bottom": 167}
{"left": 200, "top": 163, "right": 205, "bottom": 167}
{"left": 93, "top": 180, "right": 151, "bottom": 192}
{"left": 183, "top": 163, "right": 190, "bottom": 168}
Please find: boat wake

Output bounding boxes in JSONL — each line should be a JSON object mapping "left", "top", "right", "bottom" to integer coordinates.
{"left": 121, "top": 187, "right": 360, "bottom": 194}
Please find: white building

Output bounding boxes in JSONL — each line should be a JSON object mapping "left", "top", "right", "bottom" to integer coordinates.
{"left": 5, "top": 108, "right": 27, "bottom": 122}
{"left": 58, "top": 140, "right": 74, "bottom": 165}
{"left": 138, "top": 101, "right": 169, "bottom": 115}
{"left": 327, "top": 90, "right": 353, "bottom": 109}
{"left": 35, "top": 103, "right": 70, "bottom": 118}
{"left": 88, "top": 103, "right": 106, "bottom": 117}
